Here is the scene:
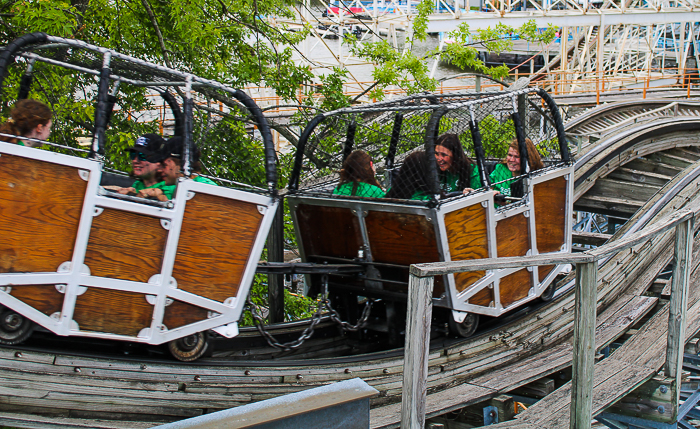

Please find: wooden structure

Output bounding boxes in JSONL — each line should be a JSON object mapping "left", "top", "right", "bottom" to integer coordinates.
{"left": 287, "top": 88, "right": 572, "bottom": 332}
{"left": 0, "top": 33, "right": 279, "bottom": 360}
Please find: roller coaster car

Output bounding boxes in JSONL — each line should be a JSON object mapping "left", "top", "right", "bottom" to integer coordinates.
{"left": 0, "top": 34, "right": 279, "bottom": 360}
{"left": 287, "top": 88, "right": 573, "bottom": 339}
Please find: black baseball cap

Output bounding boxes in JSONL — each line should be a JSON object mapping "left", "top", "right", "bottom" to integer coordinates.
{"left": 128, "top": 133, "right": 166, "bottom": 162}
{"left": 161, "top": 136, "right": 200, "bottom": 162}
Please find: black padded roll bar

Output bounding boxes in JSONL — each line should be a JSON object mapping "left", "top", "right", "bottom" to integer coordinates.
{"left": 342, "top": 121, "right": 357, "bottom": 163}
{"left": 536, "top": 88, "right": 570, "bottom": 163}
{"left": 232, "top": 89, "right": 278, "bottom": 195}
{"left": 468, "top": 120, "right": 490, "bottom": 188}
{"left": 384, "top": 113, "right": 404, "bottom": 189}
{"left": 289, "top": 113, "right": 325, "bottom": 191}
{"left": 159, "top": 90, "right": 184, "bottom": 137}
{"left": 0, "top": 32, "right": 48, "bottom": 94}
{"left": 424, "top": 106, "right": 447, "bottom": 198}
{"left": 91, "top": 65, "right": 111, "bottom": 159}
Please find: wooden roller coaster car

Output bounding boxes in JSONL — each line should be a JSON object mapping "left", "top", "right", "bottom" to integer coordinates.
{"left": 0, "top": 34, "right": 279, "bottom": 360}
{"left": 287, "top": 88, "right": 573, "bottom": 337}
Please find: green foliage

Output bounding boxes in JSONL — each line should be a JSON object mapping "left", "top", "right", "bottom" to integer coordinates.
{"left": 461, "top": 115, "right": 516, "bottom": 158}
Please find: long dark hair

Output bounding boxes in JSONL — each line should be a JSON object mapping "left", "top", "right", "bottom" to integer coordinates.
{"left": 385, "top": 151, "right": 432, "bottom": 199}
{"left": 435, "top": 133, "right": 476, "bottom": 189}
{"left": 0, "top": 99, "right": 52, "bottom": 144}
{"left": 338, "top": 150, "right": 382, "bottom": 195}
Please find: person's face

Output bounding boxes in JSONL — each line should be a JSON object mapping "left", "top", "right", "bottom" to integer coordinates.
{"left": 35, "top": 120, "right": 52, "bottom": 141}
{"left": 506, "top": 147, "right": 521, "bottom": 173}
{"left": 160, "top": 158, "right": 181, "bottom": 185}
{"left": 131, "top": 152, "right": 159, "bottom": 180}
{"left": 435, "top": 145, "right": 453, "bottom": 172}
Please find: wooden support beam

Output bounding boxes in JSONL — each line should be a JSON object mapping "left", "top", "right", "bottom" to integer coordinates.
{"left": 586, "top": 178, "right": 660, "bottom": 203}
{"left": 607, "top": 168, "right": 672, "bottom": 187}
{"left": 665, "top": 217, "right": 694, "bottom": 410}
{"left": 511, "top": 377, "right": 556, "bottom": 399}
{"left": 605, "top": 376, "right": 676, "bottom": 423}
{"left": 401, "top": 274, "right": 434, "bottom": 429}
{"left": 623, "top": 158, "right": 683, "bottom": 177}
{"left": 647, "top": 152, "right": 694, "bottom": 169}
{"left": 575, "top": 195, "right": 642, "bottom": 218}
{"left": 571, "top": 261, "right": 598, "bottom": 429}
{"left": 572, "top": 231, "right": 612, "bottom": 247}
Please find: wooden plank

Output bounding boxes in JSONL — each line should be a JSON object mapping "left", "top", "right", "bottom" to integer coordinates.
{"left": 607, "top": 167, "right": 672, "bottom": 187}
{"left": 621, "top": 157, "right": 681, "bottom": 179}
{"left": 84, "top": 208, "right": 167, "bottom": 282}
{"left": 172, "top": 193, "right": 263, "bottom": 303}
{"left": 572, "top": 231, "right": 611, "bottom": 246}
{"left": 0, "top": 412, "right": 158, "bottom": 429}
{"left": 534, "top": 176, "right": 567, "bottom": 254}
{"left": 605, "top": 376, "right": 676, "bottom": 423}
{"left": 574, "top": 194, "right": 643, "bottom": 217}
{"left": 647, "top": 152, "right": 694, "bottom": 169}
{"left": 366, "top": 211, "right": 440, "bottom": 266}
{"left": 8, "top": 284, "right": 64, "bottom": 316}
{"left": 570, "top": 260, "right": 597, "bottom": 429}
{"left": 594, "top": 295, "right": 657, "bottom": 349}
{"left": 73, "top": 289, "right": 152, "bottom": 337}
{"left": 162, "top": 299, "right": 210, "bottom": 330}
{"left": 496, "top": 213, "right": 530, "bottom": 258}
{"left": 444, "top": 203, "right": 488, "bottom": 293}
{"left": 0, "top": 154, "right": 87, "bottom": 273}
{"left": 400, "top": 274, "right": 434, "bottom": 429}
{"left": 585, "top": 178, "right": 661, "bottom": 203}
{"left": 510, "top": 378, "right": 556, "bottom": 399}
{"left": 296, "top": 204, "right": 362, "bottom": 260}
{"left": 499, "top": 269, "right": 532, "bottom": 309}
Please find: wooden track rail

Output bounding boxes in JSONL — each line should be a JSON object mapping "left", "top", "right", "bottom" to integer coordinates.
{"left": 1, "top": 102, "right": 700, "bottom": 428}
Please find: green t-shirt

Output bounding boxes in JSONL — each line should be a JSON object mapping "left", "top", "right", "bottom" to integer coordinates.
{"left": 157, "top": 176, "right": 218, "bottom": 200}
{"left": 333, "top": 182, "right": 385, "bottom": 198}
{"left": 439, "top": 167, "right": 482, "bottom": 194}
{"left": 132, "top": 180, "right": 176, "bottom": 199}
{"left": 489, "top": 163, "right": 516, "bottom": 197}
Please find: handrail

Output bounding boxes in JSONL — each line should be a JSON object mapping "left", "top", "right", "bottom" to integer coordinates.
{"left": 400, "top": 203, "right": 697, "bottom": 429}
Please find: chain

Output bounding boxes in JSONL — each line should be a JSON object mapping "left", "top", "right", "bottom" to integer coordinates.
{"left": 246, "top": 274, "right": 374, "bottom": 350}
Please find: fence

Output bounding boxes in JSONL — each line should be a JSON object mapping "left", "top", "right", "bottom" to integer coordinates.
{"left": 400, "top": 206, "right": 696, "bottom": 428}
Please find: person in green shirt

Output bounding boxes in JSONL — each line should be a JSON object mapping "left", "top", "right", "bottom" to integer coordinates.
{"left": 106, "top": 134, "right": 169, "bottom": 199}
{"left": 385, "top": 151, "right": 433, "bottom": 200}
{"left": 490, "top": 138, "right": 544, "bottom": 199}
{"left": 333, "top": 150, "right": 385, "bottom": 199}
{"left": 138, "top": 136, "right": 218, "bottom": 201}
{"left": 434, "top": 133, "right": 482, "bottom": 195}
{"left": 0, "top": 99, "right": 53, "bottom": 147}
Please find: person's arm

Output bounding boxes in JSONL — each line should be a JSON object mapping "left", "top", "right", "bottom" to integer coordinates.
{"left": 137, "top": 187, "right": 169, "bottom": 202}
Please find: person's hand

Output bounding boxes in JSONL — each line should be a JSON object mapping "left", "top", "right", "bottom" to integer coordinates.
{"left": 112, "top": 187, "right": 137, "bottom": 195}
{"left": 462, "top": 187, "right": 473, "bottom": 195}
{"left": 138, "top": 188, "right": 168, "bottom": 201}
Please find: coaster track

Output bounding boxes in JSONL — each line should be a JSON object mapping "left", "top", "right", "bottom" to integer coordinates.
{"left": 1, "top": 100, "right": 700, "bottom": 429}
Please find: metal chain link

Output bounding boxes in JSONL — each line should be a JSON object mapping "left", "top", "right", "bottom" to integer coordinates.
{"left": 246, "top": 274, "right": 374, "bottom": 350}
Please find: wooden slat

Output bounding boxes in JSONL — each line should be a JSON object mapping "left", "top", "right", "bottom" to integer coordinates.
{"left": 586, "top": 178, "right": 661, "bottom": 202}
{"left": 622, "top": 157, "right": 682, "bottom": 177}
{"left": 0, "top": 154, "right": 87, "bottom": 273}
{"left": 444, "top": 203, "right": 488, "bottom": 293}
{"left": 73, "top": 288, "right": 152, "bottom": 337}
{"left": 84, "top": 209, "right": 167, "bottom": 283}
{"left": 574, "top": 194, "right": 642, "bottom": 217}
{"left": 162, "top": 299, "right": 210, "bottom": 330}
{"left": 0, "top": 412, "right": 157, "bottom": 429}
{"left": 647, "top": 152, "right": 694, "bottom": 169}
{"left": 572, "top": 231, "right": 611, "bottom": 246}
{"left": 534, "top": 176, "right": 567, "bottom": 254}
{"left": 296, "top": 204, "right": 362, "bottom": 260}
{"left": 499, "top": 268, "right": 532, "bottom": 308}
{"left": 8, "top": 284, "right": 64, "bottom": 316}
{"left": 607, "top": 167, "right": 672, "bottom": 187}
{"left": 172, "top": 193, "right": 263, "bottom": 303}
{"left": 366, "top": 211, "right": 440, "bottom": 265}
{"left": 496, "top": 213, "right": 529, "bottom": 258}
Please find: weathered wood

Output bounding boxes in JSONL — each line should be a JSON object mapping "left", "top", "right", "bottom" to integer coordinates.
{"left": 0, "top": 412, "right": 156, "bottom": 429}
{"left": 605, "top": 376, "right": 676, "bottom": 423}
{"left": 73, "top": 288, "right": 152, "bottom": 337}
{"left": 585, "top": 178, "right": 661, "bottom": 203}
{"left": 401, "top": 274, "right": 434, "bottom": 429}
{"left": 574, "top": 194, "right": 643, "bottom": 217}
{"left": 172, "top": 193, "right": 263, "bottom": 303}
{"left": 444, "top": 203, "right": 488, "bottom": 293}
{"left": 510, "top": 378, "right": 555, "bottom": 399}
{"left": 647, "top": 152, "right": 694, "bottom": 169}
{"left": 685, "top": 338, "right": 700, "bottom": 355}
{"left": 0, "top": 154, "right": 87, "bottom": 273}
{"left": 570, "top": 260, "right": 597, "bottom": 429}
{"left": 621, "top": 157, "right": 682, "bottom": 179}
{"left": 665, "top": 218, "right": 694, "bottom": 410}
{"left": 572, "top": 231, "right": 611, "bottom": 246}
{"left": 534, "top": 176, "right": 568, "bottom": 254}
{"left": 84, "top": 208, "right": 168, "bottom": 282}
{"left": 607, "top": 167, "right": 672, "bottom": 187}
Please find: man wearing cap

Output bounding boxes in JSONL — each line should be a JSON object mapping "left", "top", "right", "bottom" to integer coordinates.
{"left": 150, "top": 136, "right": 217, "bottom": 200}
{"left": 108, "top": 133, "right": 174, "bottom": 199}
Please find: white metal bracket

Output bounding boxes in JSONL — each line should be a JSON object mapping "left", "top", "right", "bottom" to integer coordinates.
{"left": 212, "top": 322, "right": 239, "bottom": 338}
{"left": 160, "top": 219, "right": 171, "bottom": 230}
{"left": 78, "top": 170, "right": 90, "bottom": 181}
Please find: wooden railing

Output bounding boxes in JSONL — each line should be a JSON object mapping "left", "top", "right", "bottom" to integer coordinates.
{"left": 400, "top": 206, "right": 696, "bottom": 429}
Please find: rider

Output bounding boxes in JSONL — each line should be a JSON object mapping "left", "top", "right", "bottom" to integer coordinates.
{"left": 333, "top": 150, "right": 385, "bottom": 198}
{"left": 0, "top": 99, "right": 52, "bottom": 147}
